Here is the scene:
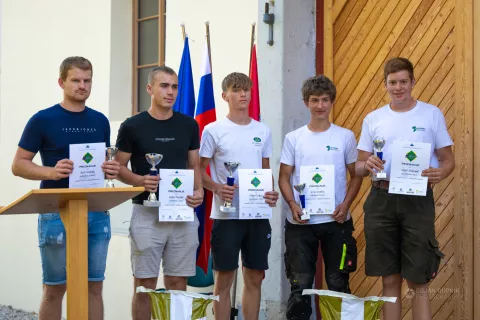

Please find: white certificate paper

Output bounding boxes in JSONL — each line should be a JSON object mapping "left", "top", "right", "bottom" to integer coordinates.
{"left": 388, "top": 140, "right": 431, "bottom": 196}
{"left": 300, "top": 165, "right": 336, "bottom": 215}
{"left": 158, "top": 169, "right": 194, "bottom": 222}
{"left": 69, "top": 142, "right": 105, "bottom": 189}
{"left": 238, "top": 169, "right": 273, "bottom": 220}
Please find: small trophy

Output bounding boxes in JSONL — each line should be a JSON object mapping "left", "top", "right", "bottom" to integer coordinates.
{"left": 220, "top": 161, "right": 240, "bottom": 213}
{"left": 373, "top": 136, "right": 387, "bottom": 179}
{"left": 143, "top": 153, "right": 163, "bottom": 207}
{"left": 105, "top": 147, "right": 118, "bottom": 188}
{"left": 293, "top": 183, "right": 310, "bottom": 220}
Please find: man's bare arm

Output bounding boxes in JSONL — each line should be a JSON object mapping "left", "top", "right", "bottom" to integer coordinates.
{"left": 12, "top": 147, "right": 70, "bottom": 181}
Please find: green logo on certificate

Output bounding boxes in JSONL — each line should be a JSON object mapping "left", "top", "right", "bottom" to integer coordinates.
{"left": 82, "top": 152, "right": 93, "bottom": 164}
{"left": 405, "top": 150, "right": 417, "bottom": 162}
{"left": 253, "top": 137, "right": 261, "bottom": 142}
{"left": 251, "top": 177, "right": 261, "bottom": 187}
{"left": 312, "top": 173, "right": 323, "bottom": 184}
{"left": 171, "top": 178, "right": 182, "bottom": 189}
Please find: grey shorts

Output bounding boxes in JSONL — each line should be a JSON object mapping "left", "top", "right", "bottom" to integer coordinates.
{"left": 129, "top": 204, "right": 199, "bottom": 278}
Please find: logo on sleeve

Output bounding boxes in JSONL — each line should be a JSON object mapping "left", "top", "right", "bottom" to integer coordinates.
{"left": 412, "top": 126, "right": 426, "bottom": 132}
{"left": 252, "top": 137, "right": 263, "bottom": 146}
{"left": 326, "top": 145, "right": 339, "bottom": 151}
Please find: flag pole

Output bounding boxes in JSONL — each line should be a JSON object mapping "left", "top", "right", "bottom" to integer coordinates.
{"left": 181, "top": 23, "right": 186, "bottom": 41}
{"left": 205, "top": 21, "right": 212, "bottom": 73}
{"left": 249, "top": 22, "right": 256, "bottom": 75}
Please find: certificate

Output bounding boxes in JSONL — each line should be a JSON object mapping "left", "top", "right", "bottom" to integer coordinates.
{"left": 69, "top": 142, "right": 105, "bottom": 189}
{"left": 388, "top": 140, "right": 431, "bottom": 196}
{"left": 300, "top": 165, "right": 335, "bottom": 215}
{"left": 238, "top": 169, "right": 272, "bottom": 220}
{"left": 158, "top": 169, "right": 194, "bottom": 222}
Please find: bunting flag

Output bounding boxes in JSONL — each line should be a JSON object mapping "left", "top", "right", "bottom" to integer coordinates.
{"left": 137, "top": 286, "right": 218, "bottom": 320}
{"left": 189, "top": 41, "right": 216, "bottom": 285}
{"left": 173, "top": 36, "right": 195, "bottom": 117}
{"left": 248, "top": 44, "right": 260, "bottom": 121}
{"left": 302, "top": 289, "right": 397, "bottom": 320}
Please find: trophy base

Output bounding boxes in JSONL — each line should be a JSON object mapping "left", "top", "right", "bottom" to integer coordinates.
{"left": 300, "top": 210, "right": 310, "bottom": 221}
{"left": 143, "top": 200, "right": 161, "bottom": 207}
{"left": 376, "top": 172, "right": 387, "bottom": 179}
{"left": 220, "top": 206, "right": 237, "bottom": 213}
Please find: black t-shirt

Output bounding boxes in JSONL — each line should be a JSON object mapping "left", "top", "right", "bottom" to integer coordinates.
{"left": 116, "top": 111, "right": 200, "bottom": 204}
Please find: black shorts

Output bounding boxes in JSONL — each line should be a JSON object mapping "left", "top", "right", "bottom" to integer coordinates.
{"left": 210, "top": 219, "right": 271, "bottom": 271}
{"left": 363, "top": 186, "right": 444, "bottom": 284}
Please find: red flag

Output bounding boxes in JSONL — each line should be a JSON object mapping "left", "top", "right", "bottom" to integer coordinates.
{"left": 248, "top": 44, "right": 260, "bottom": 121}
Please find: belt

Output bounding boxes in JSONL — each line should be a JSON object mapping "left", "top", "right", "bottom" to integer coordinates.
{"left": 371, "top": 180, "right": 433, "bottom": 190}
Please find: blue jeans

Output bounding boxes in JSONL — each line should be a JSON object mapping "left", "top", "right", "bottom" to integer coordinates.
{"left": 38, "top": 212, "right": 111, "bottom": 285}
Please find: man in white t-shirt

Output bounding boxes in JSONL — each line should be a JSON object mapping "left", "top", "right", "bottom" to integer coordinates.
{"left": 356, "top": 57, "right": 455, "bottom": 320}
{"left": 278, "top": 75, "right": 363, "bottom": 320}
{"left": 199, "top": 72, "right": 279, "bottom": 320}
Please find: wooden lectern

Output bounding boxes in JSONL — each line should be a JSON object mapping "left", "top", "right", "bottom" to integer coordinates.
{"left": 0, "top": 187, "right": 144, "bottom": 320}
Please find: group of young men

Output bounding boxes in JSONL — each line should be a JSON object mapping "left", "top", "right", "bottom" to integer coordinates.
{"left": 12, "top": 55, "right": 454, "bottom": 320}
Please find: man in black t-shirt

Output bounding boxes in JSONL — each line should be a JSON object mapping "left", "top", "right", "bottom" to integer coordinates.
{"left": 115, "top": 66, "right": 204, "bottom": 320}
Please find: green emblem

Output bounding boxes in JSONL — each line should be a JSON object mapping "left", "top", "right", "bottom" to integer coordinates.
{"left": 412, "top": 126, "right": 417, "bottom": 132}
{"left": 171, "top": 178, "right": 182, "bottom": 189}
{"left": 251, "top": 177, "right": 261, "bottom": 187}
{"left": 312, "top": 173, "right": 323, "bottom": 184}
{"left": 405, "top": 150, "right": 417, "bottom": 162}
{"left": 326, "top": 146, "right": 331, "bottom": 151}
{"left": 83, "top": 152, "right": 93, "bottom": 164}
{"left": 253, "top": 137, "right": 261, "bottom": 142}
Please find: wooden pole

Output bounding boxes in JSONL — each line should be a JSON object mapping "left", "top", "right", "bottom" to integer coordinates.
{"left": 249, "top": 22, "right": 256, "bottom": 75}
{"left": 181, "top": 23, "right": 186, "bottom": 41}
{"left": 205, "top": 21, "right": 212, "bottom": 72}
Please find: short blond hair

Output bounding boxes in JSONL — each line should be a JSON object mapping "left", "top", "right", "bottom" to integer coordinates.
{"left": 221, "top": 72, "right": 252, "bottom": 92}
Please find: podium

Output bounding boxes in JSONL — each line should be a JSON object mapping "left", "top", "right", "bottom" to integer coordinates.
{"left": 0, "top": 187, "right": 144, "bottom": 320}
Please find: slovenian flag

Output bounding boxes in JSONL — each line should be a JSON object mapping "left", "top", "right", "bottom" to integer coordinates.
{"left": 191, "top": 41, "right": 216, "bottom": 282}
{"left": 173, "top": 37, "right": 195, "bottom": 117}
{"left": 302, "top": 290, "right": 397, "bottom": 320}
{"left": 137, "top": 286, "right": 218, "bottom": 320}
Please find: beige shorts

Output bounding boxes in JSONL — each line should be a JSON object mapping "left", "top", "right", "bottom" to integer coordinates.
{"left": 129, "top": 204, "right": 199, "bottom": 278}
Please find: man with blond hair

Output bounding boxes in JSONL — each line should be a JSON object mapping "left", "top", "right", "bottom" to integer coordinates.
{"left": 12, "top": 56, "right": 120, "bottom": 320}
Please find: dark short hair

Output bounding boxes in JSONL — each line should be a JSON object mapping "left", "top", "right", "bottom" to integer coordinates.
{"left": 384, "top": 57, "right": 414, "bottom": 82}
{"left": 59, "top": 56, "right": 92, "bottom": 81}
{"left": 301, "top": 75, "right": 336, "bottom": 102}
{"left": 221, "top": 72, "right": 252, "bottom": 92}
{"left": 148, "top": 66, "right": 177, "bottom": 85}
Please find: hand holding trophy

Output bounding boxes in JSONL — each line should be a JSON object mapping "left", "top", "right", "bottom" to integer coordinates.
{"left": 293, "top": 183, "right": 310, "bottom": 221}
{"left": 373, "top": 136, "right": 387, "bottom": 179}
{"left": 105, "top": 147, "right": 118, "bottom": 188}
{"left": 220, "top": 161, "right": 240, "bottom": 213}
{"left": 143, "top": 153, "right": 163, "bottom": 207}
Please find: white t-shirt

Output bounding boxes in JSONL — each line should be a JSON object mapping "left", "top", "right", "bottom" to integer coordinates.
{"left": 199, "top": 117, "right": 273, "bottom": 219}
{"left": 280, "top": 124, "right": 358, "bottom": 225}
{"left": 357, "top": 101, "right": 453, "bottom": 180}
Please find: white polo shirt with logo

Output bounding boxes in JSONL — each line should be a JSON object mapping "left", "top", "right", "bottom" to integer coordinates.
{"left": 357, "top": 101, "right": 453, "bottom": 180}
{"left": 280, "top": 124, "right": 358, "bottom": 225}
{"left": 199, "top": 117, "right": 272, "bottom": 219}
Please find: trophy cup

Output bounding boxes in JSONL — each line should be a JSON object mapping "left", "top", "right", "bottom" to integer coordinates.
{"left": 293, "top": 183, "right": 310, "bottom": 220}
{"left": 220, "top": 161, "right": 240, "bottom": 213}
{"left": 105, "top": 147, "right": 118, "bottom": 188}
{"left": 143, "top": 153, "right": 163, "bottom": 207}
{"left": 373, "top": 136, "right": 387, "bottom": 179}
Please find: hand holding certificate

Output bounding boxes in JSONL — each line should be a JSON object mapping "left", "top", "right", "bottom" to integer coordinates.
{"left": 388, "top": 140, "right": 431, "bottom": 196}
{"left": 238, "top": 169, "right": 273, "bottom": 219}
{"left": 158, "top": 169, "right": 194, "bottom": 222}
{"left": 69, "top": 142, "right": 106, "bottom": 189}
{"left": 299, "top": 165, "right": 336, "bottom": 215}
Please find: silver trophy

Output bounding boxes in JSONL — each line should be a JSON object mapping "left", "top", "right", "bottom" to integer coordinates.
{"left": 105, "top": 147, "right": 118, "bottom": 188}
{"left": 220, "top": 161, "right": 241, "bottom": 213}
{"left": 373, "top": 136, "right": 387, "bottom": 179}
{"left": 293, "top": 183, "right": 310, "bottom": 220}
{"left": 143, "top": 153, "right": 163, "bottom": 207}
